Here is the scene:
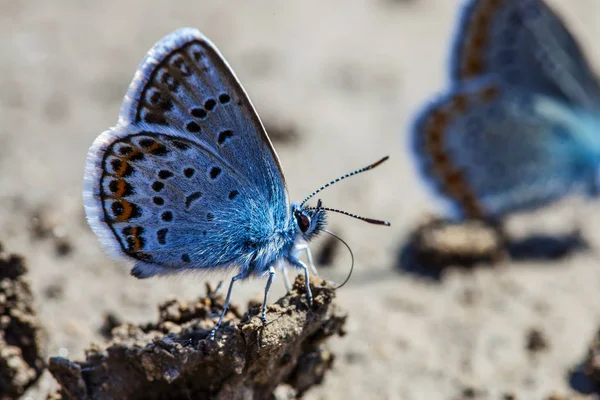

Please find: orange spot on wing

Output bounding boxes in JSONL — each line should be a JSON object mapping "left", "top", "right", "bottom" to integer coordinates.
{"left": 450, "top": 94, "right": 469, "bottom": 114}
{"left": 115, "top": 200, "right": 133, "bottom": 223}
{"left": 115, "top": 180, "right": 127, "bottom": 198}
{"left": 131, "top": 226, "right": 143, "bottom": 251}
{"left": 127, "top": 149, "right": 143, "bottom": 160}
{"left": 460, "top": 0, "right": 505, "bottom": 79}
{"left": 479, "top": 84, "right": 501, "bottom": 103}
{"left": 422, "top": 103, "right": 485, "bottom": 219}
{"left": 146, "top": 142, "right": 161, "bottom": 152}
{"left": 115, "top": 160, "right": 130, "bottom": 177}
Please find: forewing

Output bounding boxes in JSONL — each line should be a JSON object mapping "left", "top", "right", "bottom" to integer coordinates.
{"left": 450, "top": 0, "right": 600, "bottom": 110}
{"left": 411, "top": 77, "right": 600, "bottom": 219}
{"left": 121, "top": 27, "right": 288, "bottom": 209}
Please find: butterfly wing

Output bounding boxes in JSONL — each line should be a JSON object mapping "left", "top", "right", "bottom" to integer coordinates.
{"left": 84, "top": 28, "right": 290, "bottom": 277}
{"left": 411, "top": 76, "right": 600, "bottom": 219}
{"left": 450, "top": 0, "right": 600, "bottom": 110}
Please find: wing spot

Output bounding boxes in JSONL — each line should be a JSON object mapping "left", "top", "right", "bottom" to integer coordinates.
{"left": 450, "top": 94, "right": 469, "bottom": 114}
{"left": 184, "top": 168, "right": 195, "bottom": 178}
{"left": 218, "top": 130, "right": 234, "bottom": 145}
{"left": 228, "top": 190, "right": 239, "bottom": 200}
{"left": 202, "top": 231, "right": 207, "bottom": 236}
{"left": 122, "top": 226, "right": 132, "bottom": 236}
{"left": 152, "top": 181, "right": 165, "bottom": 192}
{"left": 161, "top": 211, "right": 173, "bottom": 222}
{"left": 160, "top": 71, "right": 179, "bottom": 92}
{"left": 119, "top": 146, "right": 133, "bottom": 156}
{"left": 433, "top": 153, "right": 450, "bottom": 168}
{"left": 157, "top": 228, "right": 168, "bottom": 245}
{"left": 111, "top": 200, "right": 141, "bottom": 222}
{"left": 185, "top": 192, "right": 203, "bottom": 209}
{"left": 479, "top": 85, "right": 501, "bottom": 103}
{"left": 110, "top": 159, "right": 133, "bottom": 177}
{"left": 209, "top": 167, "right": 222, "bottom": 180}
{"left": 128, "top": 150, "right": 145, "bottom": 162}
{"left": 158, "top": 170, "right": 174, "bottom": 179}
{"left": 204, "top": 98, "right": 216, "bottom": 111}
{"left": 206, "top": 213, "right": 214, "bottom": 221}
{"left": 143, "top": 112, "right": 166, "bottom": 124}
{"left": 191, "top": 107, "right": 207, "bottom": 119}
{"left": 171, "top": 140, "right": 190, "bottom": 150}
{"left": 171, "top": 56, "right": 191, "bottom": 77}
{"left": 150, "top": 144, "right": 169, "bottom": 156}
{"left": 219, "top": 93, "right": 231, "bottom": 104}
{"left": 112, "top": 201, "right": 124, "bottom": 216}
{"left": 149, "top": 91, "right": 173, "bottom": 111}
{"left": 125, "top": 226, "right": 145, "bottom": 252}
{"left": 108, "top": 179, "right": 118, "bottom": 192}
{"left": 109, "top": 179, "right": 134, "bottom": 197}
{"left": 459, "top": 0, "right": 504, "bottom": 79}
{"left": 140, "top": 138, "right": 157, "bottom": 148}
{"left": 153, "top": 197, "right": 165, "bottom": 206}
{"left": 181, "top": 254, "right": 191, "bottom": 263}
{"left": 186, "top": 121, "right": 201, "bottom": 133}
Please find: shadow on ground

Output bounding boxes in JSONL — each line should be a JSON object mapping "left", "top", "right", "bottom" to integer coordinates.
{"left": 397, "top": 218, "right": 588, "bottom": 281}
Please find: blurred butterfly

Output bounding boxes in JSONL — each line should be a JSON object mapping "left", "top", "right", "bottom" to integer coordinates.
{"left": 411, "top": 0, "right": 600, "bottom": 222}
{"left": 83, "top": 28, "right": 389, "bottom": 339}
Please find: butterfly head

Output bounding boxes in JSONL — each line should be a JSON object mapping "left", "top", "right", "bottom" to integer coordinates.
{"left": 291, "top": 200, "right": 327, "bottom": 241}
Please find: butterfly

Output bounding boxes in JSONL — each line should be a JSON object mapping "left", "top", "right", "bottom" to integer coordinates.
{"left": 83, "top": 28, "right": 390, "bottom": 339}
{"left": 411, "top": 0, "right": 600, "bottom": 222}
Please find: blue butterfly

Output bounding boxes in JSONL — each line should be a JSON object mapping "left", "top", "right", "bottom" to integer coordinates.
{"left": 411, "top": 0, "right": 600, "bottom": 221}
{"left": 83, "top": 28, "right": 389, "bottom": 339}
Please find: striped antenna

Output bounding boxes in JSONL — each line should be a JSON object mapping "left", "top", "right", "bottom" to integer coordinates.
{"left": 307, "top": 206, "right": 390, "bottom": 226}
{"left": 300, "top": 156, "right": 389, "bottom": 206}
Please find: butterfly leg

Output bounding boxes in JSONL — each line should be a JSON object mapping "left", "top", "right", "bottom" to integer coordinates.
{"left": 294, "top": 243, "right": 318, "bottom": 275}
{"left": 207, "top": 280, "right": 223, "bottom": 297}
{"left": 287, "top": 256, "right": 313, "bottom": 306}
{"left": 209, "top": 271, "right": 248, "bottom": 340}
{"left": 280, "top": 264, "right": 292, "bottom": 292}
{"left": 261, "top": 265, "right": 276, "bottom": 324}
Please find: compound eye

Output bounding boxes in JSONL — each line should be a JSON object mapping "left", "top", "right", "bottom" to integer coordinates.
{"left": 296, "top": 213, "right": 310, "bottom": 233}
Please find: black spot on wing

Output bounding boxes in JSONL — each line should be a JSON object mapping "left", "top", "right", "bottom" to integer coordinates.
{"left": 186, "top": 121, "right": 201, "bottom": 133}
{"left": 209, "top": 167, "right": 221, "bottom": 180}
{"left": 219, "top": 93, "right": 231, "bottom": 104}
{"left": 184, "top": 168, "right": 195, "bottom": 178}
{"left": 218, "top": 130, "right": 234, "bottom": 145}
{"left": 157, "top": 228, "right": 168, "bottom": 245}
{"left": 204, "top": 98, "right": 216, "bottom": 111}
{"left": 191, "top": 107, "right": 207, "bottom": 119}
{"left": 185, "top": 192, "right": 202, "bottom": 209}
{"left": 158, "top": 170, "right": 174, "bottom": 179}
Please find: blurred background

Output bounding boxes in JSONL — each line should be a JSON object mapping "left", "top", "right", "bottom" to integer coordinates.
{"left": 2, "top": 0, "right": 600, "bottom": 398}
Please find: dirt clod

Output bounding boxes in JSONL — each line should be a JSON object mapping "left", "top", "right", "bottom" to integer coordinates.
{"left": 401, "top": 218, "right": 505, "bottom": 275}
{"left": 49, "top": 275, "right": 346, "bottom": 400}
{"left": 0, "top": 244, "right": 46, "bottom": 398}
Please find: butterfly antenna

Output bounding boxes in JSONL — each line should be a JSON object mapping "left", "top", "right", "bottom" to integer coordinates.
{"left": 323, "top": 229, "right": 355, "bottom": 290}
{"left": 307, "top": 205, "right": 390, "bottom": 226}
{"left": 300, "top": 156, "right": 389, "bottom": 206}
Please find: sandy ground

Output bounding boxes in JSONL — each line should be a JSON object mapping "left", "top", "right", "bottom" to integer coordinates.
{"left": 2, "top": 0, "right": 600, "bottom": 398}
